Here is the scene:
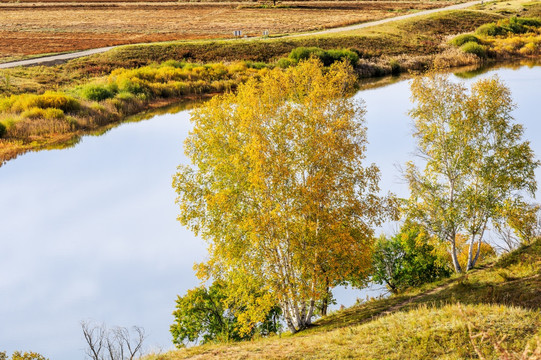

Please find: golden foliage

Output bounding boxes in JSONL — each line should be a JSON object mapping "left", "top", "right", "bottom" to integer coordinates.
{"left": 173, "top": 59, "right": 396, "bottom": 333}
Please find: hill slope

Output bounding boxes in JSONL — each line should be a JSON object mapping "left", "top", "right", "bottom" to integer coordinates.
{"left": 148, "top": 239, "right": 541, "bottom": 359}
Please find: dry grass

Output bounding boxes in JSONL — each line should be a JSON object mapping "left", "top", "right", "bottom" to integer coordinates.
{"left": 145, "top": 304, "right": 541, "bottom": 359}
{"left": 143, "top": 240, "right": 541, "bottom": 360}
{"left": 0, "top": 0, "right": 456, "bottom": 60}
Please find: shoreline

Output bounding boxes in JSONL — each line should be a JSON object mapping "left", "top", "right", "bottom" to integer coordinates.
{"left": 2, "top": 57, "right": 540, "bottom": 167}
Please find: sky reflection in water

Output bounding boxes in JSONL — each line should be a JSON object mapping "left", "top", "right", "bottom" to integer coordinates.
{"left": 0, "top": 64, "right": 540, "bottom": 359}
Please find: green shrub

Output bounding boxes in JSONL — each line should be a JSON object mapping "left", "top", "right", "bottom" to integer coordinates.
{"left": 502, "top": 17, "right": 541, "bottom": 34}
{"left": 79, "top": 84, "right": 115, "bottom": 101}
{"left": 449, "top": 34, "right": 480, "bottom": 46}
{"left": 276, "top": 57, "right": 293, "bottom": 68}
{"left": 115, "top": 91, "right": 136, "bottom": 101}
{"left": 475, "top": 17, "right": 541, "bottom": 37}
{"left": 288, "top": 46, "right": 324, "bottom": 62}
{"left": 243, "top": 61, "right": 268, "bottom": 69}
{"left": 288, "top": 47, "right": 359, "bottom": 66}
{"left": 515, "top": 17, "right": 541, "bottom": 27}
{"left": 371, "top": 224, "right": 452, "bottom": 293}
{"left": 115, "top": 76, "right": 146, "bottom": 95}
{"left": 476, "top": 23, "right": 502, "bottom": 36}
{"left": 461, "top": 41, "right": 487, "bottom": 58}
{"left": 0, "top": 121, "right": 5, "bottom": 138}
{"left": 323, "top": 49, "right": 359, "bottom": 66}
{"left": 161, "top": 60, "right": 185, "bottom": 68}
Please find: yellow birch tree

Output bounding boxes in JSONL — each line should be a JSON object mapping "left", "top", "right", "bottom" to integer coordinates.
{"left": 173, "top": 59, "right": 395, "bottom": 333}
{"left": 406, "top": 73, "right": 539, "bottom": 273}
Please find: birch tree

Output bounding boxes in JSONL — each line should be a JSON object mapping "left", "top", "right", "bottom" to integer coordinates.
{"left": 406, "top": 73, "right": 538, "bottom": 273}
{"left": 173, "top": 59, "right": 395, "bottom": 333}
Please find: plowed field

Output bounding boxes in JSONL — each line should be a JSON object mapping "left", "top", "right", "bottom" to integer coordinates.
{"left": 0, "top": 1, "right": 455, "bottom": 60}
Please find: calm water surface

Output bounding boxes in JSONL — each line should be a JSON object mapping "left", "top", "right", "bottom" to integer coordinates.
{"left": 1, "top": 64, "right": 540, "bottom": 359}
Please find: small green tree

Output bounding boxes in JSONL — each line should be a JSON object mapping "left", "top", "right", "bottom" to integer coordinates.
{"left": 170, "top": 280, "right": 281, "bottom": 347}
{"left": 406, "top": 73, "right": 539, "bottom": 273}
{"left": 372, "top": 223, "right": 451, "bottom": 293}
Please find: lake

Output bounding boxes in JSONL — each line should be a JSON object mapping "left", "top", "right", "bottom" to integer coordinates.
{"left": 1, "top": 63, "right": 540, "bottom": 359}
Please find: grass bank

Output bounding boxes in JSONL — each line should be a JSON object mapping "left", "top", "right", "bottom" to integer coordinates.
{"left": 1, "top": 1, "right": 541, "bottom": 164}
{"left": 145, "top": 239, "right": 541, "bottom": 359}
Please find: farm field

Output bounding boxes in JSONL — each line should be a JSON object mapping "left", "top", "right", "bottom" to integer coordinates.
{"left": 0, "top": 0, "right": 457, "bottom": 61}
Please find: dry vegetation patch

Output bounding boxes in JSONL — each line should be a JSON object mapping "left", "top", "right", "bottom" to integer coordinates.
{"left": 0, "top": 0, "right": 456, "bottom": 60}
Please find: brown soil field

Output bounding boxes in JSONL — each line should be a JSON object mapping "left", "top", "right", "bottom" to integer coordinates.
{"left": 0, "top": 0, "right": 456, "bottom": 60}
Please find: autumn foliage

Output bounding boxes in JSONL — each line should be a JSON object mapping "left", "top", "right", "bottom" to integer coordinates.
{"left": 173, "top": 59, "right": 396, "bottom": 334}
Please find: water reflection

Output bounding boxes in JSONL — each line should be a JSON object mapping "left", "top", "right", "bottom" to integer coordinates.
{"left": 0, "top": 110, "right": 206, "bottom": 358}
{"left": 1, "top": 64, "right": 540, "bottom": 359}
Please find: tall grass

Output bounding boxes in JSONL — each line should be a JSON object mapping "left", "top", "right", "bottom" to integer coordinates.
{"left": 0, "top": 61, "right": 267, "bottom": 140}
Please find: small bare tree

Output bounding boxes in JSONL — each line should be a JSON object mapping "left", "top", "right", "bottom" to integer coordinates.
{"left": 81, "top": 321, "right": 106, "bottom": 360}
{"left": 494, "top": 225, "right": 521, "bottom": 254}
{"left": 81, "top": 321, "right": 146, "bottom": 360}
{"left": 495, "top": 203, "right": 541, "bottom": 253}
{"left": 113, "top": 326, "right": 145, "bottom": 360}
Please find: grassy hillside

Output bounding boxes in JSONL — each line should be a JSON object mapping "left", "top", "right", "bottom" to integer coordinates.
{"left": 147, "top": 240, "right": 541, "bottom": 359}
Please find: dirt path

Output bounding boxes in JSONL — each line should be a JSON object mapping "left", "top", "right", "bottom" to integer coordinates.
{"left": 0, "top": 0, "right": 481, "bottom": 69}
{"left": 286, "top": 0, "right": 483, "bottom": 38}
{"left": 0, "top": 46, "right": 116, "bottom": 69}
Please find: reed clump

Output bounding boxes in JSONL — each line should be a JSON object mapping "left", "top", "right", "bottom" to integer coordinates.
{"left": 0, "top": 61, "right": 268, "bottom": 141}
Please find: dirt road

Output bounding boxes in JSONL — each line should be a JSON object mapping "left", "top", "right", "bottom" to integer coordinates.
{"left": 287, "top": 0, "right": 482, "bottom": 37}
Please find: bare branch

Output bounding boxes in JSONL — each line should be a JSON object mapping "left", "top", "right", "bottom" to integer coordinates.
{"left": 81, "top": 321, "right": 106, "bottom": 360}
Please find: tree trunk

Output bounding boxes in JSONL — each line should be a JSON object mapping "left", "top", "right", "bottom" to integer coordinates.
{"left": 305, "top": 299, "right": 315, "bottom": 326}
{"left": 466, "top": 234, "right": 476, "bottom": 271}
{"left": 321, "top": 296, "right": 328, "bottom": 316}
{"left": 282, "top": 300, "right": 297, "bottom": 334}
{"left": 470, "top": 236, "right": 483, "bottom": 270}
{"left": 468, "top": 221, "right": 488, "bottom": 271}
{"left": 320, "top": 278, "right": 329, "bottom": 316}
{"left": 450, "top": 232, "right": 462, "bottom": 273}
{"left": 281, "top": 295, "right": 315, "bottom": 332}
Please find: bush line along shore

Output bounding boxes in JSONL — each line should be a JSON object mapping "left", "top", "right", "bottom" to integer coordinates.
{"left": 1, "top": 2, "right": 541, "bottom": 164}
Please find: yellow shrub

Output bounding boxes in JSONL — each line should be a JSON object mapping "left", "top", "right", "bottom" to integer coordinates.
{"left": 36, "top": 91, "right": 79, "bottom": 112}
{"left": 520, "top": 42, "right": 538, "bottom": 54}
{"left": 20, "top": 107, "right": 65, "bottom": 120}
{"left": 3, "top": 92, "right": 79, "bottom": 113}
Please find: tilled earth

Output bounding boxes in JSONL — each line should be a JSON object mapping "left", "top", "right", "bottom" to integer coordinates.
{"left": 0, "top": 0, "right": 455, "bottom": 60}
